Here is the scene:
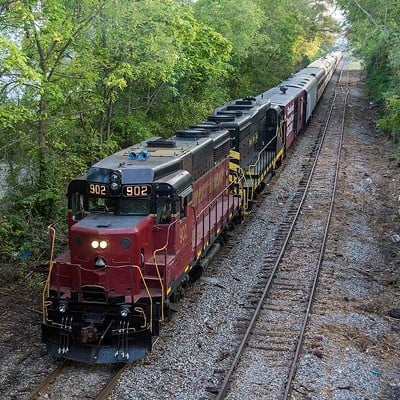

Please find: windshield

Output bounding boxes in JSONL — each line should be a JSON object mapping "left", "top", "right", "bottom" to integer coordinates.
{"left": 88, "top": 197, "right": 150, "bottom": 216}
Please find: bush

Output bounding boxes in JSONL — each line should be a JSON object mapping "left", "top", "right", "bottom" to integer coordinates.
{"left": 377, "top": 95, "right": 400, "bottom": 144}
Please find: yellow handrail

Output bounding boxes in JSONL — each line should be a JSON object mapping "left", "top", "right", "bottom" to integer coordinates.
{"left": 247, "top": 135, "right": 278, "bottom": 200}
{"left": 152, "top": 219, "right": 179, "bottom": 321}
{"left": 230, "top": 166, "right": 248, "bottom": 212}
{"left": 42, "top": 224, "right": 56, "bottom": 323}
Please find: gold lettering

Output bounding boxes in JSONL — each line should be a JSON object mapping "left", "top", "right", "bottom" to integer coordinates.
{"left": 123, "top": 185, "right": 151, "bottom": 197}
{"left": 89, "top": 183, "right": 106, "bottom": 195}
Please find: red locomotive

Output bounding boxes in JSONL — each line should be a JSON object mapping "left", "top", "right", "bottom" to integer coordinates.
{"left": 42, "top": 52, "right": 341, "bottom": 363}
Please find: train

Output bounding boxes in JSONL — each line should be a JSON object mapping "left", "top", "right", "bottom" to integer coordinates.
{"left": 41, "top": 51, "right": 342, "bottom": 363}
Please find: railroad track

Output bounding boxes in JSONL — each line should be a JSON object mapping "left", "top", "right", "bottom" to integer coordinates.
{"left": 214, "top": 57, "right": 350, "bottom": 399}
{"left": 27, "top": 361, "right": 128, "bottom": 400}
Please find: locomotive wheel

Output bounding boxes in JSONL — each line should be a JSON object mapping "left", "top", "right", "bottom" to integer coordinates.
{"left": 152, "top": 302, "right": 162, "bottom": 335}
{"left": 255, "top": 181, "right": 266, "bottom": 194}
{"left": 389, "top": 309, "right": 400, "bottom": 319}
{"left": 189, "top": 263, "right": 204, "bottom": 282}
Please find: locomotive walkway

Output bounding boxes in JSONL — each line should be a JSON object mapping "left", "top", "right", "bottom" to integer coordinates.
{"left": 214, "top": 57, "right": 350, "bottom": 399}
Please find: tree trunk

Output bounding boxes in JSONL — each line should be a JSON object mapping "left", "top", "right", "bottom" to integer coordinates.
{"left": 38, "top": 94, "right": 47, "bottom": 186}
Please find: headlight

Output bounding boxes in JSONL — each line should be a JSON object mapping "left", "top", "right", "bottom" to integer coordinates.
{"left": 110, "top": 172, "right": 120, "bottom": 182}
{"left": 120, "top": 306, "right": 130, "bottom": 318}
{"left": 58, "top": 301, "right": 68, "bottom": 314}
{"left": 91, "top": 240, "right": 99, "bottom": 249}
{"left": 99, "top": 240, "right": 107, "bottom": 249}
{"left": 109, "top": 171, "right": 121, "bottom": 193}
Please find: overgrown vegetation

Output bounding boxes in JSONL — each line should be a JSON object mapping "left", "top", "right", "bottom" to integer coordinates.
{"left": 336, "top": 0, "right": 400, "bottom": 147}
{"left": 0, "top": 0, "right": 338, "bottom": 278}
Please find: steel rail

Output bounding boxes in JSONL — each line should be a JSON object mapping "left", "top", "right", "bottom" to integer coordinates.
{"left": 94, "top": 364, "right": 130, "bottom": 400}
{"left": 215, "top": 61, "right": 349, "bottom": 400}
{"left": 283, "top": 66, "right": 350, "bottom": 400}
{"left": 27, "top": 361, "right": 129, "bottom": 400}
{"left": 27, "top": 362, "right": 67, "bottom": 400}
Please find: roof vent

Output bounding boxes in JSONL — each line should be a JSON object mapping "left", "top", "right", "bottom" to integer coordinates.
{"left": 217, "top": 110, "right": 243, "bottom": 117}
{"left": 189, "top": 123, "right": 220, "bottom": 131}
{"left": 147, "top": 138, "right": 176, "bottom": 148}
{"left": 208, "top": 115, "right": 235, "bottom": 122}
{"left": 176, "top": 129, "right": 210, "bottom": 138}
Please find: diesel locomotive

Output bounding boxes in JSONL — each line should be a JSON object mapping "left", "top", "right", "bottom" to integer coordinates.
{"left": 42, "top": 51, "right": 342, "bottom": 363}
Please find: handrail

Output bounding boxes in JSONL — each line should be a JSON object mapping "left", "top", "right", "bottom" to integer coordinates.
{"left": 195, "top": 181, "right": 235, "bottom": 218}
{"left": 106, "top": 264, "right": 154, "bottom": 332}
{"left": 229, "top": 166, "right": 248, "bottom": 212}
{"left": 247, "top": 134, "right": 278, "bottom": 200}
{"left": 42, "top": 225, "right": 156, "bottom": 332}
{"left": 152, "top": 218, "right": 179, "bottom": 321}
{"left": 42, "top": 224, "right": 56, "bottom": 323}
{"left": 193, "top": 180, "right": 242, "bottom": 254}
{"left": 43, "top": 259, "right": 155, "bottom": 332}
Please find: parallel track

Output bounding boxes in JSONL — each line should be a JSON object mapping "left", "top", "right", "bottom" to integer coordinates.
{"left": 215, "top": 57, "right": 350, "bottom": 399}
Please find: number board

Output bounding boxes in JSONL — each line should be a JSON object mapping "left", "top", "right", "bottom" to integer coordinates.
{"left": 88, "top": 183, "right": 109, "bottom": 196}
{"left": 123, "top": 184, "right": 152, "bottom": 197}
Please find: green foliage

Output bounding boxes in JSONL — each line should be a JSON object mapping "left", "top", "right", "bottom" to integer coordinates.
{"left": 0, "top": 191, "right": 53, "bottom": 269}
{"left": 92, "top": 0, "right": 233, "bottom": 136}
{"left": 336, "top": 0, "right": 400, "bottom": 144}
{"left": 193, "top": 0, "right": 264, "bottom": 64}
{"left": 194, "top": 0, "right": 338, "bottom": 97}
{"left": 0, "top": 214, "right": 17, "bottom": 261}
{"left": 377, "top": 96, "right": 400, "bottom": 143}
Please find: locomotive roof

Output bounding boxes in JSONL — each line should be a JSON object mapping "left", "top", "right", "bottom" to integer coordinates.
{"left": 85, "top": 127, "right": 230, "bottom": 185}
{"left": 308, "top": 53, "right": 338, "bottom": 71}
{"left": 284, "top": 73, "right": 320, "bottom": 91}
{"left": 208, "top": 97, "right": 271, "bottom": 128}
{"left": 293, "top": 67, "right": 325, "bottom": 83}
{"left": 257, "top": 84, "right": 304, "bottom": 107}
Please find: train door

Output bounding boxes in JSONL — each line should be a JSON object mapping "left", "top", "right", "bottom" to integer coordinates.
{"left": 155, "top": 183, "right": 194, "bottom": 282}
{"left": 293, "top": 96, "right": 298, "bottom": 134}
{"left": 285, "top": 99, "right": 296, "bottom": 148}
{"left": 266, "top": 105, "right": 284, "bottom": 156}
{"left": 265, "top": 108, "right": 278, "bottom": 149}
{"left": 154, "top": 185, "right": 176, "bottom": 258}
{"left": 176, "top": 186, "right": 193, "bottom": 275}
{"left": 299, "top": 91, "right": 306, "bottom": 131}
{"left": 296, "top": 93, "right": 305, "bottom": 134}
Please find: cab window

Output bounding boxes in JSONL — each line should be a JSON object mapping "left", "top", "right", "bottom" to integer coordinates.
{"left": 87, "top": 197, "right": 150, "bottom": 216}
{"left": 118, "top": 198, "right": 150, "bottom": 216}
{"left": 157, "top": 196, "right": 173, "bottom": 224}
{"left": 71, "top": 192, "right": 85, "bottom": 220}
{"left": 88, "top": 197, "right": 116, "bottom": 213}
{"left": 179, "top": 192, "right": 192, "bottom": 219}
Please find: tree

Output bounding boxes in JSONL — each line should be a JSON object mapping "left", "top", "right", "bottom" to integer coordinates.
{"left": 194, "top": 0, "right": 338, "bottom": 98}
{"left": 335, "top": 0, "right": 400, "bottom": 143}
{"left": 91, "top": 0, "right": 232, "bottom": 143}
{"left": 1, "top": 1, "right": 109, "bottom": 214}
